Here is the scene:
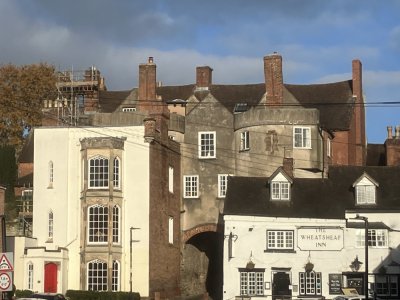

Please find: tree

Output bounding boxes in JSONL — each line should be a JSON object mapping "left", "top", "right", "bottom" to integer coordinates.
{"left": 0, "top": 63, "right": 57, "bottom": 147}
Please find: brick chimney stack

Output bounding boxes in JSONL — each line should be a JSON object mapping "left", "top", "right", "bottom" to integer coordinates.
{"left": 385, "top": 125, "right": 400, "bottom": 166}
{"left": 138, "top": 56, "right": 157, "bottom": 112}
{"left": 137, "top": 57, "right": 170, "bottom": 143}
{"left": 349, "top": 59, "right": 366, "bottom": 165}
{"left": 264, "top": 52, "right": 283, "bottom": 106}
{"left": 196, "top": 66, "right": 213, "bottom": 90}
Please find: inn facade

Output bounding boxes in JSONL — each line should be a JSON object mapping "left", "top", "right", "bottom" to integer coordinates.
{"left": 223, "top": 166, "right": 400, "bottom": 300}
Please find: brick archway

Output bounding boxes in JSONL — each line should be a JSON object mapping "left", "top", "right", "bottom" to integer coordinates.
{"left": 182, "top": 223, "right": 218, "bottom": 243}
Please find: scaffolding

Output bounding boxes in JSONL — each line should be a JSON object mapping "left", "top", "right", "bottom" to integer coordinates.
{"left": 42, "top": 66, "right": 105, "bottom": 126}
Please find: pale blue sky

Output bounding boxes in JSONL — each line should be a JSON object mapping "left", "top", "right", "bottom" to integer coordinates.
{"left": 1, "top": 0, "right": 400, "bottom": 143}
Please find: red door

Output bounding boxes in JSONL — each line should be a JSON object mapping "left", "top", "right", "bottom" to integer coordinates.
{"left": 44, "top": 263, "right": 57, "bottom": 293}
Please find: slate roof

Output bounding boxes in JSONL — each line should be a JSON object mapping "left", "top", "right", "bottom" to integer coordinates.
{"left": 366, "top": 143, "right": 386, "bottom": 166}
{"left": 285, "top": 81, "right": 354, "bottom": 131}
{"left": 98, "top": 79, "right": 355, "bottom": 131}
{"left": 224, "top": 166, "right": 400, "bottom": 219}
{"left": 98, "top": 90, "right": 135, "bottom": 113}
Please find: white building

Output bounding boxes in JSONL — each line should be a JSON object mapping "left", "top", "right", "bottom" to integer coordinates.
{"left": 223, "top": 167, "right": 400, "bottom": 300}
{"left": 17, "top": 123, "right": 181, "bottom": 298}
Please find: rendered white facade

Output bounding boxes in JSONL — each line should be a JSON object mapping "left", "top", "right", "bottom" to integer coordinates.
{"left": 19, "top": 126, "right": 151, "bottom": 295}
{"left": 223, "top": 213, "right": 400, "bottom": 300}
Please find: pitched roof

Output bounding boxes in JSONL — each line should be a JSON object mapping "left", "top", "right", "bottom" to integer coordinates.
{"left": 224, "top": 166, "right": 400, "bottom": 219}
{"left": 367, "top": 143, "right": 386, "bottom": 166}
{"left": 98, "top": 90, "right": 135, "bottom": 113}
{"left": 98, "top": 80, "right": 356, "bottom": 131}
{"left": 285, "top": 80, "right": 354, "bottom": 131}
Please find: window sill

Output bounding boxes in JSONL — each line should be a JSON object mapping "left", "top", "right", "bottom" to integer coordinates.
{"left": 198, "top": 157, "right": 216, "bottom": 160}
{"left": 264, "top": 249, "right": 296, "bottom": 253}
{"left": 239, "top": 149, "right": 250, "bottom": 153}
{"left": 184, "top": 197, "right": 200, "bottom": 200}
{"left": 45, "top": 239, "right": 53, "bottom": 243}
{"left": 293, "top": 147, "right": 312, "bottom": 150}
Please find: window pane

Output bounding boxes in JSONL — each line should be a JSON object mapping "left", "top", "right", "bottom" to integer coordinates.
{"left": 184, "top": 176, "right": 198, "bottom": 198}
{"left": 199, "top": 132, "right": 216, "bottom": 158}
{"left": 88, "top": 205, "right": 109, "bottom": 243}
{"left": 89, "top": 157, "right": 109, "bottom": 188}
{"left": 113, "top": 157, "right": 120, "bottom": 188}
{"left": 218, "top": 174, "right": 229, "bottom": 198}
{"left": 88, "top": 260, "right": 108, "bottom": 291}
{"left": 240, "top": 271, "right": 264, "bottom": 296}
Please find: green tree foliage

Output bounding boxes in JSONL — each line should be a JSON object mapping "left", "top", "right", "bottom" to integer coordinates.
{"left": 0, "top": 63, "right": 57, "bottom": 147}
{"left": 0, "top": 145, "right": 17, "bottom": 219}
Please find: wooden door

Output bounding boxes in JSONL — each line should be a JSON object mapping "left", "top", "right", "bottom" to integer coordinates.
{"left": 44, "top": 262, "right": 57, "bottom": 293}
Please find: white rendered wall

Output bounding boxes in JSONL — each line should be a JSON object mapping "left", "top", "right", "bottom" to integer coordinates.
{"left": 223, "top": 214, "right": 400, "bottom": 300}
{"left": 28, "top": 126, "right": 150, "bottom": 295}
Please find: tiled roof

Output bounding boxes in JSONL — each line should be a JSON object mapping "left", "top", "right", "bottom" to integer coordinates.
{"left": 98, "top": 79, "right": 356, "bottom": 131}
{"left": 224, "top": 166, "right": 400, "bottom": 219}
{"left": 285, "top": 80, "right": 354, "bottom": 131}
{"left": 366, "top": 143, "right": 386, "bottom": 166}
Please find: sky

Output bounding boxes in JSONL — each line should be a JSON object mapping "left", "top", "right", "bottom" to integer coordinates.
{"left": 1, "top": 0, "right": 400, "bottom": 143}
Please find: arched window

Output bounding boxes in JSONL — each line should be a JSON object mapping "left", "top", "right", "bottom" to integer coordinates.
{"left": 27, "top": 262, "right": 34, "bottom": 290}
{"left": 48, "top": 161, "right": 54, "bottom": 187}
{"left": 87, "top": 259, "right": 107, "bottom": 291}
{"left": 88, "top": 205, "right": 108, "bottom": 243}
{"left": 112, "top": 205, "right": 120, "bottom": 244}
{"left": 112, "top": 260, "right": 120, "bottom": 292}
{"left": 48, "top": 211, "right": 54, "bottom": 241}
{"left": 88, "top": 156, "right": 109, "bottom": 188}
{"left": 113, "top": 157, "right": 120, "bottom": 189}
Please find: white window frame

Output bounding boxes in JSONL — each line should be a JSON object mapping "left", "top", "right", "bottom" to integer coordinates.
{"left": 356, "top": 185, "right": 376, "bottom": 204}
{"left": 293, "top": 127, "right": 311, "bottom": 149}
{"left": 27, "top": 262, "right": 34, "bottom": 290}
{"left": 88, "top": 204, "right": 109, "bottom": 244}
{"left": 184, "top": 175, "right": 199, "bottom": 198}
{"left": 88, "top": 156, "right": 109, "bottom": 189}
{"left": 113, "top": 157, "right": 120, "bottom": 189}
{"left": 299, "top": 271, "right": 322, "bottom": 295}
{"left": 122, "top": 107, "right": 136, "bottom": 112}
{"left": 48, "top": 211, "right": 54, "bottom": 241}
{"left": 87, "top": 259, "right": 108, "bottom": 291}
{"left": 327, "top": 138, "right": 332, "bottom": 157}
{"left": 169, "top": 166, "right": 174, "bottom": 193}
{"left": 240, "top": 270, "right": 264, "bottom": 296}
{"left": 267, "top": 230, "right": 294, "bottom": 250}
{"left": 112, "top": 260, "right": 120, "bottom": 292}
{"left": 168, "top": 216, "right": 174, "bottom": 244}
{"left": 240, "top": 131, "right": 250, "bottom": 151}
{"left": 112, "top": 205, "right": 120, "bottom": 244}
{"left": 198, "top": 131, "right": 216, "bottom": 159}
{"left": 356, "top": 229, "right": 388, "bottom": 248}
{"left": 218, "top": 174, "right": 230, "bottom": 198}
{"left": 271, "top": 182, "right": 290, "bottom": 200}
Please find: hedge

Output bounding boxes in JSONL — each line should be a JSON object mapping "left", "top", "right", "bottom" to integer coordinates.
{"left": 66, "top": 290, "right": 140, "bottom": 300}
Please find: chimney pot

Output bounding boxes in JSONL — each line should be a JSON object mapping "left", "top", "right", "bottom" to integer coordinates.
{"left": 148, "top": 57, "right": 154, "bottom": 64}
{"left": 387, "top": 126, "right": 393, "bottom": 139}
{"left": 396, "top": 126, "right": 400, "bottom": 139}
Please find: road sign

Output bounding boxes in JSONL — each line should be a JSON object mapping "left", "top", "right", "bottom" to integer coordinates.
{"left": 0, "top": 272, "right": 12, "bottom": 291}
{"left": 0, "top": 253, "right": 13, "bottom": 271}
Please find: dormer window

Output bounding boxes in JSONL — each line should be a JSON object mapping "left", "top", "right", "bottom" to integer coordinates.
{"left": 268, "top": 168, "right": 293, "bottom": 201}
{"left": 353, "top": 173, "right": 379, "bottom": 205}
{"left": 271, "top": 182, "right": 290, "bottom": 200}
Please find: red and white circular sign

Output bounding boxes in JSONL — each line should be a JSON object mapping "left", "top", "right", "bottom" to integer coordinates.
{"left": 0, "top": 273, "right": 11, "bottom": 290}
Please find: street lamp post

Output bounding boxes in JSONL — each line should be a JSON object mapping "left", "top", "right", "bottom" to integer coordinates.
{"left": 355, "top": 214, "right": 369, "bottom": 298}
